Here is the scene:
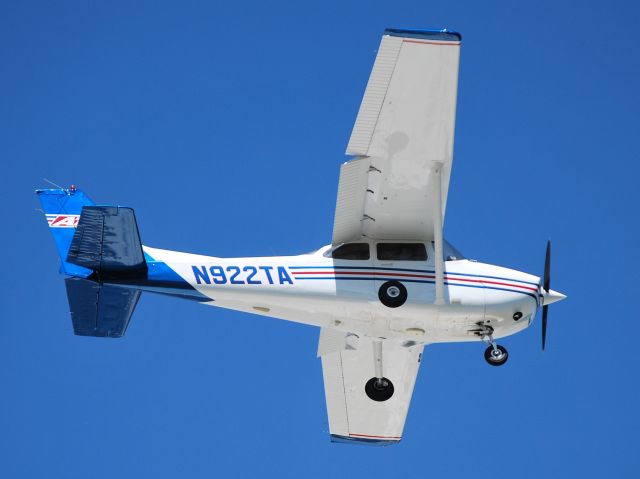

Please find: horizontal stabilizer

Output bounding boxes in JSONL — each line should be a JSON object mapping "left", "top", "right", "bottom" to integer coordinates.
{"left": 65, "top": 277, "right": 141, "bottom": 338}
{"left": 67, "top": 206, "right": 146, "bottom": 277}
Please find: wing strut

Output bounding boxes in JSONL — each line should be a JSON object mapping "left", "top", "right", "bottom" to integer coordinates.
{"left": 373, "top": 338, "right": 384, "bottom": 383}
{"left": 432, "top": 162, "right": 445, "bottom": 305}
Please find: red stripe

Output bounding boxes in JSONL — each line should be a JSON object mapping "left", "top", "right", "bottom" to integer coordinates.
{"left": 349, "top": 433, "right": 401, "bottom": 439}
{"left": 291, "top": 270, "right": 537, "bottom": 292}
{"left": 444, "top": 276, "right": 538, "bottom": 292}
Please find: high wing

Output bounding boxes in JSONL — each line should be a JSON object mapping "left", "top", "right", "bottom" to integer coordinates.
{"left": 318, "top": 329, "right": 423, "bottom": 444}
{"left": 333, "top": 29, "right": 461, "bottom": 244}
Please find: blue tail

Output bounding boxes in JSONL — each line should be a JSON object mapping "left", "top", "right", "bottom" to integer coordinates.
{"left": 37, "top": 187, "right": 207, "bottom": 338}
{"left": 36, "top": 187, "right": 95, "bottom": 277}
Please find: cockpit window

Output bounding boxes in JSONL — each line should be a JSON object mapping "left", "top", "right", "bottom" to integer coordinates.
{"left": 331, "top": 243, "right": 370, "bottom": 260}
{"left": 377, "top": 243, "right": 427, "bottom": 261}
{"left": 443, "top": 240, "right": 465, "bottom": 261}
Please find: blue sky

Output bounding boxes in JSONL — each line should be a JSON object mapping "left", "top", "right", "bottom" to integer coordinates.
{"left": 2, "top": 0, "right": 639, "bottom": 477}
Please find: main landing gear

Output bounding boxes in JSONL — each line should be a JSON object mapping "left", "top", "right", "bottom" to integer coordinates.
{"left": 365, "top": 377, "right": 394, "bottom": 402}
{"left": 378, "top": 281, "right": 407, "bottom": 308}
{"left": 473, "top": 323, "right": 509, "bottom": 367}
{"left": 365, "top": 339, "right": 394, "bottom": 401}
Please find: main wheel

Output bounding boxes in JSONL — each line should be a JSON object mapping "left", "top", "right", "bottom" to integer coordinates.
{"left": 378, "top": 281, "right": 407, "bottom": 308}
{"left": 484, "top": 345, "right": 509, "bottom": 366}
{"left": 365, "top": 377, "right": 395, "bottom": 402}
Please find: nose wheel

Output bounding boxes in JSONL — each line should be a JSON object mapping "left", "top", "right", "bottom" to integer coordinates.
{"left": 484, "top": 345, "right": 508, "bottom": 366}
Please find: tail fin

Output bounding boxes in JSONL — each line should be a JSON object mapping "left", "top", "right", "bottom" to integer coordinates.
{"left": 36, "top": 187, "right": 95, "bottom": 277}
{"left": 37, "top": 187, "right": 147, "bottom": 338}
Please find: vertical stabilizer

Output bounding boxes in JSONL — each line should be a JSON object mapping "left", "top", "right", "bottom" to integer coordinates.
{"left": 36, "top": 188, "right": 95, "bottom": 277}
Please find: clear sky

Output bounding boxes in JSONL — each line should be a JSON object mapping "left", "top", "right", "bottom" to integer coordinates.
{"left": 2, "top": 0, "right": 639, "bottom": 477}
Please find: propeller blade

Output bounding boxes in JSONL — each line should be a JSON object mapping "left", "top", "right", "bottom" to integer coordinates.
{"left": 543, "top": 240, "right": 551, "bottom": 292}
{"left": 542, "top": 305, "right": 548, "bottom": 350}
{"left": 542, "top": 240, "right": 551, "bottom": 351}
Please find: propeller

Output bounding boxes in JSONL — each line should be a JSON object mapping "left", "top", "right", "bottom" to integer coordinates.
{"left": 541, "top": 240, "right": 551, "bottom": 350}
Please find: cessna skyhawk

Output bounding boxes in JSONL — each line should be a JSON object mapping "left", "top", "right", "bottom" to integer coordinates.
{"left": 37, "top": 28, "right": 566, "bottom": 445}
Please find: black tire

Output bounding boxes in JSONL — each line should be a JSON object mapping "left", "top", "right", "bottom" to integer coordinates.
{"left": 484, "top": 345, "right": 509, "bottom": 366}
{"left": 365, "top": 377, "right": 395, "bottom": 402}
{"left": 378, "top": 281, "right": 407, "bottom": 308}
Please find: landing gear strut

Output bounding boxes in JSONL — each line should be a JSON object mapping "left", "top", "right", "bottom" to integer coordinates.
{"left": 365, "top": 339, "right": 394, "bottom": 401}
{"left": 474, "top": 324, "right": 509, "bottom": 366}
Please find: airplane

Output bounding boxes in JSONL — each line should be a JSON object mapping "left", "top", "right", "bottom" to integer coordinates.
{"left": 36, "top": 28, "right": 566, "bottom": 446}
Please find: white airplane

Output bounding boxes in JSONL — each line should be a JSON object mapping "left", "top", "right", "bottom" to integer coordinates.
{"left": 37, "top": 28, "right": 566, "bottom": 445}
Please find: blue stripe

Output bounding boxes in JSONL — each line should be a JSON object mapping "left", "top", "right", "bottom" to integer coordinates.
{"left": 289, "top": 266, "right": 539, "bottom": 286}
{"left": 293, "top": 276, "right": 538, "bottom": 301}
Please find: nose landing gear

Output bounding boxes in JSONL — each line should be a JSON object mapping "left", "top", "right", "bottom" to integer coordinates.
{"left": 472, "top": 323, "right": 509, "bottom": 366}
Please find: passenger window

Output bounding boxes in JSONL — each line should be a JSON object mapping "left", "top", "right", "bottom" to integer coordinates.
{"left": 331, "top": 243, "right": 370, "bottom": 260}
{"left": 377, "top": 243, "right": 427, "bottom": 261}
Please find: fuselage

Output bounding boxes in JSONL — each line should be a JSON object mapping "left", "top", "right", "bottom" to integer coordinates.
{"left": 133, "top": 241, "right": 541, "bottom": 344}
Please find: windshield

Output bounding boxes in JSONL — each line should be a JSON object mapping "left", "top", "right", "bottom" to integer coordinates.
{"left": 443, "top": 240, "right": 465, "bottom": 261}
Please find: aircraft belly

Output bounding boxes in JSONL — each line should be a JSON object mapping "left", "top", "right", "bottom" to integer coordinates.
{"left": 205, "top": 289, "right": 341, "bottom": 328}
{"left": 192, "top": 281, "right": 492, "bottom": 342}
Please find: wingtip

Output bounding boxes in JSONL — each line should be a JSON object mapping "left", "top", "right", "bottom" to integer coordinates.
{"left": 384, "top": 28, "right": 461, "bottom": 42}
{"left": 330, "top": 434, "right": 401, "bottom": 446}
